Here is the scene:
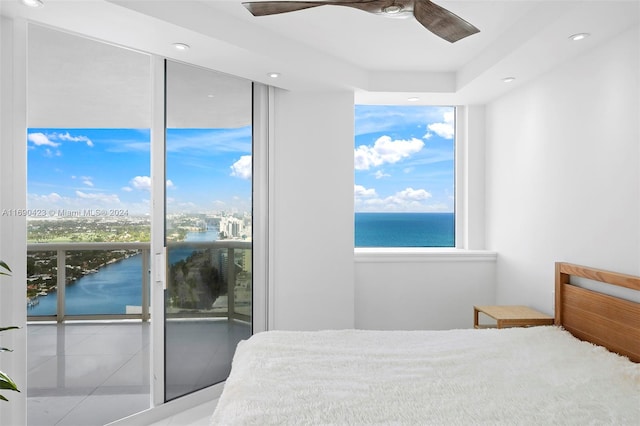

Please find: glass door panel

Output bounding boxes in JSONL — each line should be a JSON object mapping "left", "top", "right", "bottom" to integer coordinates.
{"left": 25, "top": 23, "right": 152, "bottom": 425}
{"left": 164, "top": 61, "right": 253, "bottom": 401}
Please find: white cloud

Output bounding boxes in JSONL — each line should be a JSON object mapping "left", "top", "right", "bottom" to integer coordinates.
{"left": 75, "top": 190, "right": 121, "bottom": 204}
{"left": 129, "top": 176, "right": 174, "bottom": 191}
{"left": 28, "top": 133, "right": 60, "bottom": 147}
{"left": 27, "top": 191, "right": 155, "bottom": 215}
{"left": 354, "top": 136, "right": 424, "bottom": 171}
{"left": 47, "top": 193, "right": 63, "bottom": 203}
{"left": 56, "top": 132, "right": 94, "bottom": 147}
{"left": 354, "top": 185, "right": 377, "bottom": 198}
{"left": 355, "top": 187, "right": 438, "bottom": 212}
{"left": 230, "top": 155, "right": 252, "bottom": 180}
{"left": 29, "top": 192, "right": 63, "bottom": 204}
{"left": 43, "top": 148, "right": 62, "bottom": 158}
{"left": 374, "top": 170, "right": 390, "bottom": 179}
{"left": 28, "top": 131, "right": 95, "bottom": 149}
{"left": 425, "top": 110, "right": 455, "bottom": 139}
{"left": 130, "top": 176, "right": 151, "bottom": 191}
{"left": 395, "top": 187, "right": 432, "bottom": 201}
{"left": 82, "top": 176, "right": 94, "bottom": 187}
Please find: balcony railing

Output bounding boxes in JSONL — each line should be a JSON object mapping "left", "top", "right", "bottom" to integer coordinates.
{"left": 27, "top": 241, "right": 251, "bottom": 323}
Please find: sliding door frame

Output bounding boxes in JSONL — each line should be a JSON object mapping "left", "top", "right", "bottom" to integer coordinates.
{"left": 150, "top": 56, "right": 167, "bottom": 406}
{"left": 252, "top": 82, "right": 271, "bottom": 334}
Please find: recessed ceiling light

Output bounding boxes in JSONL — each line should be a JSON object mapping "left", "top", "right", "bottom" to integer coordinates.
{"left": 569, "top": 33, "right": 590, "bottom": 41}
{"left": 502, "top": 77, "right": 516, "bottom": 83}
{"left": 407, "top": 97, "right": 420, "bottom": 102}
{"left": 173, "top": 43, "right": 190, "bottom": 51}
{"left": 21, "top": 0, "right": 44, "bottom": 7}
{"left": 207, "top": 94, "right": 215, "bottom": 98}
{"left": 267, "top": 72, "right": 280, "bottom": 78}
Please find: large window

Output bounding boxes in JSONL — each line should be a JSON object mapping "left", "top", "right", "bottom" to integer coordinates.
{"left": 354, "top": 105, "right": 455, "bottom": 247}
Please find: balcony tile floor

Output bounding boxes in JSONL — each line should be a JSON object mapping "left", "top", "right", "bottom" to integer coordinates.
{"left": 27, "top": 320, "right": 247, "bottom": 426}
{"left": 27, "top": 321, "right": 151, "bottom": 426}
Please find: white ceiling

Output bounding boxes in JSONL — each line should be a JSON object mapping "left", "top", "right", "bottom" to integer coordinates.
{"left": 2, "top": 0, "right": 639, "bottom": 106}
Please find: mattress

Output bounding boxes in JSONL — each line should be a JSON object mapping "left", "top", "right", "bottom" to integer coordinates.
{"left": 211, "top": 326, "right": 640, "bottom": 425}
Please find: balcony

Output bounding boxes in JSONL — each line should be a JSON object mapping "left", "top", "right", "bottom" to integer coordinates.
{"left": 26, "top": 240, "right": 252, "bottom": 425}
{"left": 27, "top": 241, "right": 251, "bottom": 322}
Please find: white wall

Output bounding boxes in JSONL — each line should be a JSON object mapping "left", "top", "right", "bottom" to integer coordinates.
{"left": 355, "top": 252, "right": 497, "bottom": 330}
{"left": 270, "top": 89, "right": 355, "bottom": 330}
{"left": 485, "top": 25, "right": 640, "bottom": 313}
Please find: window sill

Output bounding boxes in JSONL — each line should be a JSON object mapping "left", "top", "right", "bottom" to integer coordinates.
{"left": 354, "top": 248, "right": 497, "bottom": 263}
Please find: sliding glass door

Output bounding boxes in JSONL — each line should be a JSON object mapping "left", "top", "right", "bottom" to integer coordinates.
{"left": 163, "top": 61, "right": 253, "bottom": 401}
{"left": 22, "top": 22, "right": 265, "bottom": 416}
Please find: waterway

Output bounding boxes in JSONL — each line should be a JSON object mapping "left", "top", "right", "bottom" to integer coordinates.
{"left": 27, "top": 229, "right": 219, "bottom": 316}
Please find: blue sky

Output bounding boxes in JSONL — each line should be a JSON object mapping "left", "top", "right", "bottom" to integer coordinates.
{"left": 354, "top": 105, "right": 455, "bottom": 213}
{"left": 27, "top": 127, "right": 252, "bottom": 216}
{"left": 27, "top": 105, "right": 452, "bottom": 217}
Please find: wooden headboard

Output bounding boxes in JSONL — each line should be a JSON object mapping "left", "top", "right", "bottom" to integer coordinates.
{"left": 555, "top": 262, "right": 640, "bottom": 362}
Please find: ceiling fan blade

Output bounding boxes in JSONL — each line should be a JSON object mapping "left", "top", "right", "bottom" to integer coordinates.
{"left": 242, "top": 1, "right": 325, "bottom": 16}
{"left": 413, "top": 0, "right": 479, "bottom": 43}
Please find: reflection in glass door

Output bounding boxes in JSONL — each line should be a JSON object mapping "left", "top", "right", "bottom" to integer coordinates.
{"left": 164, "top": 61, "right": 252, "bottom": 401}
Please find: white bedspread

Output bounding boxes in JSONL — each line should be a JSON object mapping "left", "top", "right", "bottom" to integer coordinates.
{"left": 211, "top": 326, "right": 640, "bottom": 425}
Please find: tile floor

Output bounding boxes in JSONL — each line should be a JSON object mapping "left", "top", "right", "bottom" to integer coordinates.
{"left": 27, "top": 319, "right": 250, "bottom": 426}
{"left": 27, "top": 321, "right": 151, "bottom": 426}
{"left": 165, "top": 319, "right": 250, "bottom": 401}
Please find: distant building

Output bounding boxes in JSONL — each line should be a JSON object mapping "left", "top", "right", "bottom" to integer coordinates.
{"left": 219, "top": 216, "right": 244, "bottom": 239}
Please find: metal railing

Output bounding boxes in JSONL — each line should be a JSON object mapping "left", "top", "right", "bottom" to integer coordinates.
{"left": 27, "top": 241, "right": 251, "bottom": 323}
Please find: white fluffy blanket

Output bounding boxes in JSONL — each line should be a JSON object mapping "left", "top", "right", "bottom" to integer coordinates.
{"left": 211, "top": 327, "right": 640, "bottom": 425}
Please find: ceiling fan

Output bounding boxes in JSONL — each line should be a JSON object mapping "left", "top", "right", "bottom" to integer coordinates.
{"left": 241, "top": 0, "right": 480, "bottom": 43}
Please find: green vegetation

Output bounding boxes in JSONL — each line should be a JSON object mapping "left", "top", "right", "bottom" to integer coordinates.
{"left": 0, "top": 261, "right": 20, "bottom": 402}
{"left": 167, "top": 250, "right": 225, "bottom": 311}
{"left": 28, "top": 217, "right": 150, "bottom": 243}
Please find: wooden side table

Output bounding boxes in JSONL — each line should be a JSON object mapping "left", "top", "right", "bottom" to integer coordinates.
{"left": 474, "top": 305, "right": 554, "bottom": 329}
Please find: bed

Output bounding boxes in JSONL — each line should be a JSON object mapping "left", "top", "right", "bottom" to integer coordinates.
{"left": 211, "top": 263, "right": 640, "bottom": 425}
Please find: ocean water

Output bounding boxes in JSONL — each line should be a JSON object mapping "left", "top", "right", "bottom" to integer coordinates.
{"left": 355, "top": 212, "right": 455, "bottom": 247}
